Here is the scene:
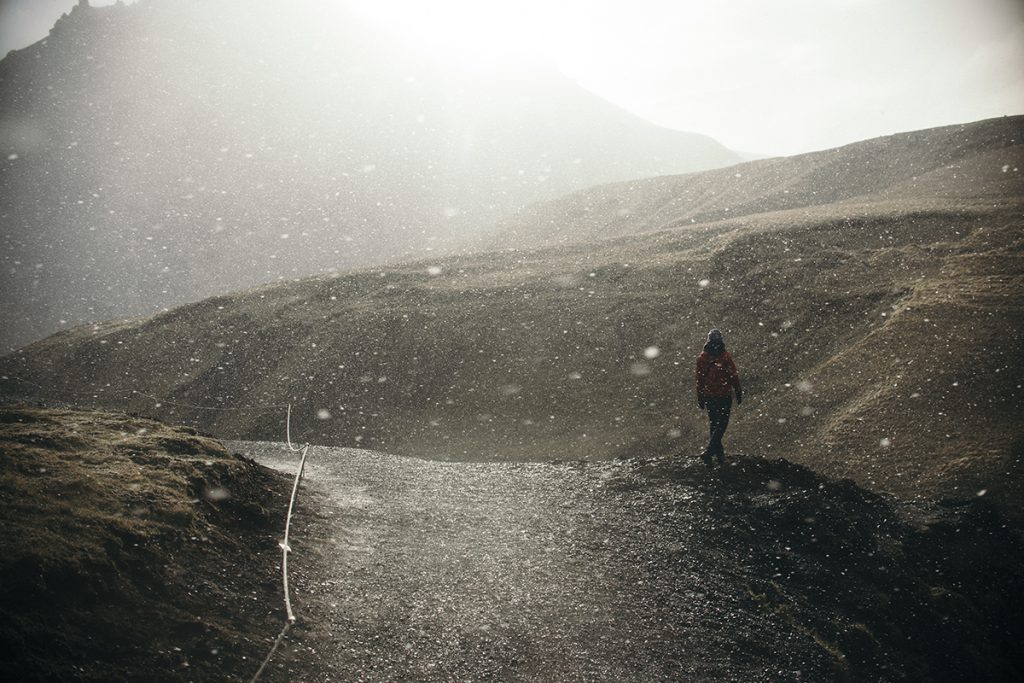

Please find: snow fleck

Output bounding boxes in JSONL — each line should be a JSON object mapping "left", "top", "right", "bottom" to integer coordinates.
{"left": 643, "top": 346, "right": 660, "bottom": 359}
{"left": 630, "top": 362, "right": 651, "bottom": 377}
{"left": 7, "top": 153, "right": 18, "bottom": 161}
{"left": 766, "top": 480, "right": 782, "bottom": 491}
{"left": 880, "top": 437, "right": 892, "bottom": 448}
{"left": 796, "top": 380, "right": 813, "bottom": 392}
{"left": 568, "top": 372, "right": 583, "bottom": 380}
{"left": 316, "top": 409, "right": 331, "bottom": 420}
{"left": 698, "top": 279, "right": 710, "bottom": 288}
{"left": 799, "top": 406, "right": 814, "bottom": 416}
{"left": 977, "top": 489, "right": 988, "bottom": 497}
{"left": 667, "top": 428, "right": 683, "bottom": 439}
{"left": 427, "top": 266, "right": 443, "bottom": 276}
{"left": 203, "top": 487, "right": 231, "bottom": 502}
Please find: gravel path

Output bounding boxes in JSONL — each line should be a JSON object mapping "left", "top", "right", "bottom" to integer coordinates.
{"left": 233, "top": 442, "right": 826, "bottom": 681}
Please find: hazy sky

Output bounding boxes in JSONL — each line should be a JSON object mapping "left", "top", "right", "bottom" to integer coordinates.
{"left": 1, "top": 0, "right": 1022, "bottom": 155}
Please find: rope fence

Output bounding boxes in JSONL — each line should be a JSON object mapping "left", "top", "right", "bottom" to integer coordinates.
{"left": 249, "top": 434, "right": 311, "bottom": 683}
{"left": 0, "top": 374, "right": 315, "bottom": 682}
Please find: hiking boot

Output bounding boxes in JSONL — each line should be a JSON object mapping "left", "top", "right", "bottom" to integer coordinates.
{"left": 700, "top": 451, "right": 713, "bottom": 467}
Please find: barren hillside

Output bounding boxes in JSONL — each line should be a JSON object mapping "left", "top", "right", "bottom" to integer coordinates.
{"left": 2, "top": 116, "right": 1022, "bottom": 514}
{"left": 496, "top": 115, "right": 1023, "bottom": 246}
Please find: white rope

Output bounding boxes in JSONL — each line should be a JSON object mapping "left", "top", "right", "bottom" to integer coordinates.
{"left": 281, "top": 444, "right": 310, "bottom": 622}
{"left": 250, "top": 440, "right": 310, "bottom": 683}
{"left": 285, "top": 403, "right": 305, "bottom": 451}
{"left": 248, "top": 622, "right": 292, "bottom": 683}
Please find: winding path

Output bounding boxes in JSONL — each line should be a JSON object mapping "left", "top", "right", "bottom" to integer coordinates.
{"left": 237, "top": 442, "right": 825, "bottom": 681}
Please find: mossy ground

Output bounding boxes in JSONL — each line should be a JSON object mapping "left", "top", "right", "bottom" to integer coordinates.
{"left": 0, "top": 406, "right": 292, "bottom": 682}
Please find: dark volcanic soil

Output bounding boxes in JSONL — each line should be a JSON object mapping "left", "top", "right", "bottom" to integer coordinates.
{"left": 238, "top": 442, "right": 1024, "bottom": 682}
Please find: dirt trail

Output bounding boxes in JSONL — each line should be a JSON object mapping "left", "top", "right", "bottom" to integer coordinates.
{"left": 235, "top": 442, "right": 827, "bottom": 681}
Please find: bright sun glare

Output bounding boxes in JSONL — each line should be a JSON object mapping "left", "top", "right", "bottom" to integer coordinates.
{"left": 343, "top": 0, "right": 574, "bottom": 71}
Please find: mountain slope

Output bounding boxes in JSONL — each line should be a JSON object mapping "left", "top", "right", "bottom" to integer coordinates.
{"left": 0, "top": 0, "right": 737, "bottom": 351}
{"left": 496, "top": 115, "right": 1024, "bottom": 246}
{"left": 2, "top": 117, "right": 1022, "bottom": 514}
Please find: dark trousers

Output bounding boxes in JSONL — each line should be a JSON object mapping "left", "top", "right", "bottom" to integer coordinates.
{"left": 704, "top": 396, "right": 732, "bottom": 458}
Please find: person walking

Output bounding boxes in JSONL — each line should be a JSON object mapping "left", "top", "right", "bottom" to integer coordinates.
{"left": 695, "top": 328, "right": 743, "bottom": 466}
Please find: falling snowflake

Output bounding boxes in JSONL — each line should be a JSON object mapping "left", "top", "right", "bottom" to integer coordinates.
{"left": 630, "top": 362, "right": 651, "bottom": 377}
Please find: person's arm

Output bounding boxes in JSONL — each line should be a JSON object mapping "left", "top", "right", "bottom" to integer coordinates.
{"left": 729, "top": 355, "right": 743, "bottom": 404}
{"left": 695, "top": 355, "right": 708, "bottom": 408}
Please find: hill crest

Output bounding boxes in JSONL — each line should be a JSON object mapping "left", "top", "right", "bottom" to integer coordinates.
{"left": 494, "top": 114, "right": 1024, "bottom": 248}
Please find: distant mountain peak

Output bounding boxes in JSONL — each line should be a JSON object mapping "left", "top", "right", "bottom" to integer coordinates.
{"left": 0, "top": 0, "right": 738, "bottom": 351}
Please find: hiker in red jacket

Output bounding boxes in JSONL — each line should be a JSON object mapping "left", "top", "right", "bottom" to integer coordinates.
{"left": 695, "top": 328, "right": 743, "bottom": 466}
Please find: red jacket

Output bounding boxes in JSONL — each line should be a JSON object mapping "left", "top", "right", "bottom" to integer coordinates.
{"left": 696, "top": 350, "right": 742, "bottom": 399}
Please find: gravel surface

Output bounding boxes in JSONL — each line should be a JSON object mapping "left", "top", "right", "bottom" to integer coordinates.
{"left": 231, "top": 442, "right": 829, "bottom": 681}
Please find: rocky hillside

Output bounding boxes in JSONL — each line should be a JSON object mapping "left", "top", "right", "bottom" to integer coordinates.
{"left": 2, "top": 117, "right": 1022, "bottom": 514}
{"left": 0, "top": 0, "right": 737, "bottom": 350}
